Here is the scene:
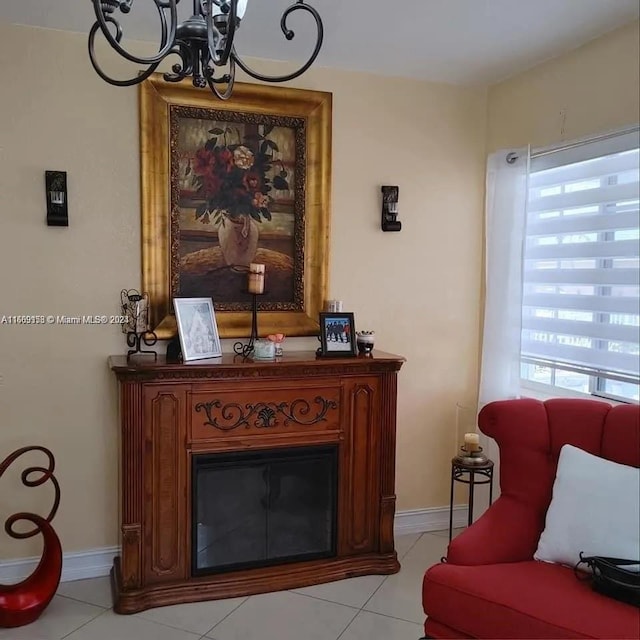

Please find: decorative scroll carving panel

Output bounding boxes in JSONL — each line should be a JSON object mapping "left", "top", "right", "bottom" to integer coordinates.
{"left": 190, "top": 385, "right": 341, "bottom": 441}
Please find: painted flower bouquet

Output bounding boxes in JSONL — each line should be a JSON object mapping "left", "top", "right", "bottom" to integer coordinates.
{"left": 188, "top": 125, "right": 290, "bottom": 228}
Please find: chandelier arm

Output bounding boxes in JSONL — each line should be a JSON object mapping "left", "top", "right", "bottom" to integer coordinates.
{"left": 88, "top": 22, "right": 162, "bottom": 86}
{"left": 205, "top": 57, "right": 236, "bottom": 100}
{"left": 162, "top": 42, "right": 196, "bottom": 83}
{"left": 231, "top": 1, "right": 323, "bottom": 83}
{"left": 204, "top": 0, "right": 237, "bottom": 67}
{"left": 90, "top": 0, "right": 177, "bottom": 66}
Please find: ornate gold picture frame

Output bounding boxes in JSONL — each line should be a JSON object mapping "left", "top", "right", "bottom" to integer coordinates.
{"left": 140, "top": 75, "right": 332, "bottom": 338}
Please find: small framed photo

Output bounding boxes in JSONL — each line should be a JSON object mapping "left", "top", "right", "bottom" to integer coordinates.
{"left": 319, "top": 312, "right": 357, "bottom": 357}
{"left": 173, "top": 298, "right": 222, "bottom": 361}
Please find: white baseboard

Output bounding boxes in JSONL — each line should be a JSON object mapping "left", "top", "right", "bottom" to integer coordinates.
{"left": 0, "top": 506, "right": 467, "bottom": 584}
{"left": 0, "top": 545, "right": 119, "bottom": 585}
{"left": 393, "top": 505, "right": 468, "bottom": 536}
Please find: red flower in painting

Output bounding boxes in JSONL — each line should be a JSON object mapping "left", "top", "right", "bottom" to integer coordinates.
{"left": 218, "top": 148, "right": 234, "bottom": 173}
{"left": 252, "top": 192, "right": 269, "bottom": 209}
{"left": 193, "top": 149, "right": 216, "bottom": 175}
{"left": 202, "top": 173, "right": 222, "bottom": 197}
{"left": 243, "top": 172, "right": 262, "bottom": 191}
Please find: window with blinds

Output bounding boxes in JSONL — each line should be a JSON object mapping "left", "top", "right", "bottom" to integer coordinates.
{"left": 521, "top": 129, "right": 640, "bottom": 402}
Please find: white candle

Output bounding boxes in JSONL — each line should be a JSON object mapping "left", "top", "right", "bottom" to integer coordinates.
{"left": 248, "top": 263, "right": 265, "bottom": 294}
{"left": 464, "top": 432, "right": 480, "bottom": 452}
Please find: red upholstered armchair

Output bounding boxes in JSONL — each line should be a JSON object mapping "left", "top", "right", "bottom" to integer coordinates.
{"left": 422, "top": 398, "right": 640, "bottom": 639}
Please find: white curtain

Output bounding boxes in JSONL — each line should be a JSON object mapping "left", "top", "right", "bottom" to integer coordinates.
{"left": 477, "top": 148, "right": 529, "bottom": 494}
{"left": 479, "top": 148, "right": 530, "bottom": 408}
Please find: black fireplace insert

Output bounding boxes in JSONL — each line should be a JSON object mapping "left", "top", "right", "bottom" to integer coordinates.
{"left": 192, "top": 445, "right": 338, "bottom": 576}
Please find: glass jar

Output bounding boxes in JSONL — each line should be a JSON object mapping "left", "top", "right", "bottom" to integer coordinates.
{"left": 253, "top": 339, "right": 275, "bottom": 360}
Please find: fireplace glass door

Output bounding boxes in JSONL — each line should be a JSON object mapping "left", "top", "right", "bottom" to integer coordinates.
{"left": 192, "top": 445, "right": 337, "bottom": 575}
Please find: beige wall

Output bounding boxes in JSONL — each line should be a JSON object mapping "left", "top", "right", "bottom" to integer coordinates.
{"left": 487, "top": 20, "right": 640, "bottom": 152}
{"left": 0, "top": 23, "right": 487, "bottom": 558}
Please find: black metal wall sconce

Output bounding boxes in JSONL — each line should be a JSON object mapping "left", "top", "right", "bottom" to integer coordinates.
{"left": 45, "top": 171, "right": 68, "bottom": 227}
{"left": 381, "top": 185, "right": 401, "bottom": 232}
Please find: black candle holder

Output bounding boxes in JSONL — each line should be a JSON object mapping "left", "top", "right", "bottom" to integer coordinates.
{"left": 234, "top": 292, "right": 261, "bottom": 359}
{"left": 121, "top": 288, "right": 157, "bottom": 361}
{"left": 125, "top": 330, "right": 158, "bottom": 360}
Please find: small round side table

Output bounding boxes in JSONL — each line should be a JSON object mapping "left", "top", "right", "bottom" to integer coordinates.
{"left": 448, "top": 456, "right": 494, "bottom": 542}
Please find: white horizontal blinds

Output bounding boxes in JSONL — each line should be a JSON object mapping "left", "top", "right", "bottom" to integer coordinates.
{"left": 523, "top": 129, "right": 640, "bottom": 384}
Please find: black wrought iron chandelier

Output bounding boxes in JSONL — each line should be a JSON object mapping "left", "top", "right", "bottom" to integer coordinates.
{"left": 89, "top": 0, "right": 323, "bottom": 99}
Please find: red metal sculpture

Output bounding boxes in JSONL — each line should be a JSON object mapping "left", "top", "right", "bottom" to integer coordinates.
{"left": 0, "top": 447, "right": 62, "bottom": 628}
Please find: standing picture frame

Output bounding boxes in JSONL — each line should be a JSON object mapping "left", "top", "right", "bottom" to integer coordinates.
{"left": 319, "top": 312, "right": 358, "bottom": 357}
{"left": 173, "top": 298, "right": 222, "bottom": 361}
{"left": 140, "top": 74, "right": 332, "bottom": 339}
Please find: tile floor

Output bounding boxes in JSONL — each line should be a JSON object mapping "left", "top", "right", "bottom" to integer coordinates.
{"left": 1, "top": 531, "right": 460, "bottom": 640}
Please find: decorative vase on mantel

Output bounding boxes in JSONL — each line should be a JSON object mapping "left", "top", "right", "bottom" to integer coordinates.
{"left": 217, "top": 215, "right": 259, "bottom": 266}
{"left": 356, "top": 331, "right": 375, "bottom": 355}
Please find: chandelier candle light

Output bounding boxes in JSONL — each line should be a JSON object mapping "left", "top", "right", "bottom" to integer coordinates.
{"left": 88, "top": 0, "right": 324, "bottom": 100}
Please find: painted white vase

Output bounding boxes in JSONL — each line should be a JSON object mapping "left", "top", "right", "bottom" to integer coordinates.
{"left": 217, "top": 215, "right": 259, "bottom": 266}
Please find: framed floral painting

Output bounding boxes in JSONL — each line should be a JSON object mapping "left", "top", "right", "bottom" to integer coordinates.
{"left": 140, "top": 75, "right": 332, "bottom": 339}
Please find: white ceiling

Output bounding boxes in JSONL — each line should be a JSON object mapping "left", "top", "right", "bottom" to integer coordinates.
{"left": 1, "top": 0, "right": 638, "bottom": 85}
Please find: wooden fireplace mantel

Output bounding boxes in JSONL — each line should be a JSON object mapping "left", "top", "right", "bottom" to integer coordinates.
{"left": 109, "top": 350, "right": 405, "bottom": 613}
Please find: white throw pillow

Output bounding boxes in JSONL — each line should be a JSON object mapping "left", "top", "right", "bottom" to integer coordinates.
{"left": 534, "top": 444, "right": 640, "bottom": 568}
